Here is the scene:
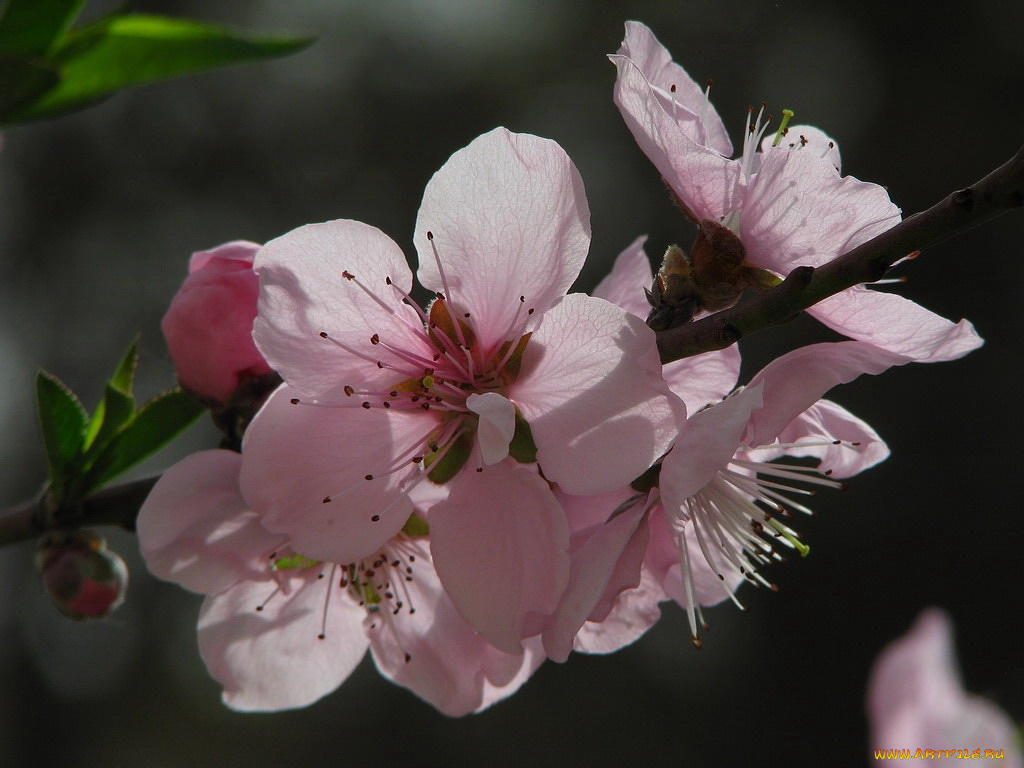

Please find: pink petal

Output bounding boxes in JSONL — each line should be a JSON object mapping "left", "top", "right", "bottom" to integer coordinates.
{"left": 137, "top": 450, "right": 283, "bottom": 595}
{"left": 511, "top": 293, "right": 684, "bottom": 494}
{"left": 240, "top": 385, "right": 417, "bottom": 564}
{"left": 572, "top": 568, "right": 663, "bottom": 655}
{"left": 591, "top": 236, "right": 654, "bottom": 320}
{"left": 198, "top": 570, "right": 369, "bottom": 712}
{"left": 742, "top": 399, "right": 889, "bottom": 479}
{"left": 429, "top": 462, "right": 570, "bottom": 654}
{"left": 466, "top": 392, "right": 515, "bottom": 465}
{"left": 742, "top": 147, "right": 901, "bottom": 273}
{"left": 761, "top": 124, "right": 842, "bottom": 172}
{"left": 867, "top": 609, "right": 1023, "bottom": 765}
{"left": 809, "top": 287, "right": 983, "bottom": 362}
{"left": 414, "top": 128, "right": 590, "bottom": 342}
{"left": 660, "top": 384, "right": 763, "bottom": 504}
{"left": 368, "top": 540, "right": 539, "bottom": 717}
{"left": 254, "top": 219, "right": 428, "bottom": 398}
{"left": 743, "top": 341, "right": 908, "bottom": 448}
{"left": 542, "top": 497, "right": 648, "bottom": 662}
{"left": 611, "top": 50, "right": 744, "bottom": 222}
{"left": 617, "top": 22, "right": 733, "bottom": 157}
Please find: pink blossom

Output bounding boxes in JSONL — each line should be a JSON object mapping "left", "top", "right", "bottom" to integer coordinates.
{"left": 162, "top": 241, "right": 272, "bottom": 403}
{"left": 541, "top": 245, "right": 901, "bottom": 653}
{"left": 241, "top": 127, "right": 682, "bottom": 653}
{"left": 611, "top": 21, "right": 982, "bottom": 362}
{"left": 138, "top": 449, "right": 542, "bottom": 715}
{"left": 868, "top": 609, "right": 1022, "bottom": 765}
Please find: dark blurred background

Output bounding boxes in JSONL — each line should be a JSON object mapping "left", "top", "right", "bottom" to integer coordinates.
{"left": 1, "top": 1, "right": 1022, "bottom": 766}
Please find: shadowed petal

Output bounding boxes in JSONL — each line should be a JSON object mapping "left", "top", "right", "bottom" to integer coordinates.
{"left": 429, "top": 463, "right": 570, "bottom": 654}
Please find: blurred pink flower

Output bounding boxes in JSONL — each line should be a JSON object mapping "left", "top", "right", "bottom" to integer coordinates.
{"left": 162, "top": 241, "right": 272, "bottom": 403}
{"left": 241, "top": 127, "right": 682, "bottom": 653}
{"left": 138, "top": 450, "right": 542, "bottom": 715}
{"left": 868, "top": 609, "right": 1022, "bottom": 765}
{"left": 610, "top": 21, "right": 981, "bottom": 363}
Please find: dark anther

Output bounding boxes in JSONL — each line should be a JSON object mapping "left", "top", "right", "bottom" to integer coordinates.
{"left": 371, "top": 514, "right": 381, "bottom": 522}
{"left": 290, "top": 398, "right": 300, "bottom": 404}
{"left": 426, "top": 231, "right": 434, "bottom": 240}
{"left": 362, "top": 402, "right": 371, "bottom": 409}
{"left": 342, "top": 271, "right": 355, "bottom": 280}
{"left": 319, "top": 331, "right": 329, "bottom": 338}
{"left": 370, "top": 334, "right": 380, "bottom": 345}
{"left": 365, "top": 474, "right": 374, "bottom": 481}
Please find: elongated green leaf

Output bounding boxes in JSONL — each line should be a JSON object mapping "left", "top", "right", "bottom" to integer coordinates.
{"left": 84, "top": 338, "right": 138, "bottom": 451}
{"left": 79, "top": 388, "right": 205, "bottom": 493}
{"left": 0, "top": 56, "right": 59, "bottom": 118}
{"left": 35, "top": 369, "right": 88, "bottom": 499}
{"left": 7, "top": 13, "right": 312, "bottom": 122}
{"left": 0, "top": 0, "right": 84, "bottom": 57}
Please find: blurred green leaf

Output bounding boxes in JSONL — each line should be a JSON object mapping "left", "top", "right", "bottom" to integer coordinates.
{"left": 79, "top": 388, "right": 205, "bottom": 492}
{"left": 6, "top": 13, "right": 313, "bottom": 122}
{"left": 0, "top": 0, "right": 84, "bottom": 58}
{"left": 84, "top": 338, "right": 137, "bottom": 451}
{"left": 35, "top": 369, "right": 88, "bottom": 500}
{"left": 0, "top": 56, "right": 59, "bottom": 116}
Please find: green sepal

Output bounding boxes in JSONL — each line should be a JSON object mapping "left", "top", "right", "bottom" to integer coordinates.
{"left": 78, "top": 387, "right": 205, "bottom": 493}
{"left": 401, "top": 512, "right": 430, "bottom": 538}
{"left": 0, "top": 0, "right": 84, "bottom": 58}
{"left": 83, "top": 338, "right": 138, "bottom": 452}
{"left": 508, "top": 409, "right": 537, "bottom": 464}
{"left": 35, "top": 369, "right": 89, "bottom": 501}
{"left": 5, "top": 13, "right": 314, "bottom": 123}
{"left": 425, "top": 433, "right": 472, "bottom": 484}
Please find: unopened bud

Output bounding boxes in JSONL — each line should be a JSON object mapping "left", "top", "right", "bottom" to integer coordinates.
{"left": 36, "top": 530, "right": 128, "bottom": 620}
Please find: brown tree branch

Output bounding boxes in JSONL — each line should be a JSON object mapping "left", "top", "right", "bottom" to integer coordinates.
{"left": 656, "top": 143, "right": 1024, "bottom": 363}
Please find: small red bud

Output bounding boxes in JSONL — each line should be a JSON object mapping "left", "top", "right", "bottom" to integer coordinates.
{"left": 35, "top": 530, "right": 128, "bottom": 620}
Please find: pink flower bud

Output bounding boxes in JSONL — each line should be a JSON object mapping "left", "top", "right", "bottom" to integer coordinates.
{"left": 36, "top": 530, "right": 128, "bottom": 620}
{"left": 162, "top": 241, "right": 272, "bottom": 403}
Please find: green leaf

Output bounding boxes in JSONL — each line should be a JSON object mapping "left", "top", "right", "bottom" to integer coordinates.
{"left": 6, "top": 13, "right": 313, "bottom": 122}
{"left": 0, "top": 56, "right": 59, "bottom": 118}
{"left": 0, "top": 0, "right": 84, "bottom": 58}
{"left": 79, "top": 387, "right": 204, "bottom": 493}
{"left": 35, "top": 369, "right": 89, "bottom": 500}
{"left": 83, "top": 338, "right": 138, "bottom": 451}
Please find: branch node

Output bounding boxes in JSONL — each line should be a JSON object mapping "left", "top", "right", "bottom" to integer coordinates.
{"left": 952, "top": 187, "right": 975, "bottom": 212}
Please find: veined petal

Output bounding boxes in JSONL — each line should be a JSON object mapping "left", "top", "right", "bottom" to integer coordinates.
{"left": 198, "top": 571, "right": 368, "bottom": 712}
{"left": 808, "top": 288, "right": 983, "bottom": 363}
{"left": 512, "top": 294, "right": 683, "bottom": 494}
{"left": 414, "top": 127, "right": 590, "bottom": 341}
{"left": 368, "top": 540, "right": 538, "bottom": 717}
{"left": 742, "top": 147, "right": 901, "bottom": 272}
{"left": 429, "top": 463, "right": 570, "bottom": 654}
{"left": 572, "top": 568, "right": 663, "bottom": 655}
{"left": 592, "top": 235, "right": 654, "bottom": 320}
{"left": 611, "top": 51, "right": 743, "bottom": 222}
{"left": 617, "top": 21, "right": 733, "bottom": 157}
{"left": 743, "top": 399, "right": 890, "bottom": 479}
{"left": 660, "top": 384, "right": 763, "bottom": 505}
{"left": 542, "top": 500, "right": 648, "bottom": 662}
{"left": 743, "top": 341, "right": 908, "bottom": 448}
{"left": 761, "top": 123, "right": 842, "bottom": 172}
{"left": 138, "top": 450, "right": 283, "bottom": 595}
{"left": 254, "top": 219, "right": 427, "bottom": 398}
{"left": 466, "top": 392, "right": 515, "bottom": 465}
{"left": 240, "top": 385, "right": 417, "bottom": 564}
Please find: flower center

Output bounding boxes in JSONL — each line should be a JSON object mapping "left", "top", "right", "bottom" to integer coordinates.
{"left": 666, "top": 440, "right": 850, "bottom": 647}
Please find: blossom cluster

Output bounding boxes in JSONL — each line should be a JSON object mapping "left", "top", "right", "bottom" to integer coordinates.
{"left": 140, "top": 22, "right": 983, "bottom": 717}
